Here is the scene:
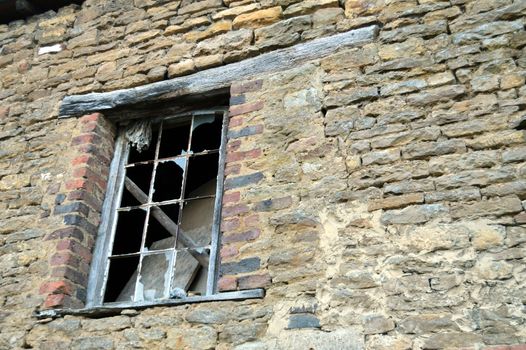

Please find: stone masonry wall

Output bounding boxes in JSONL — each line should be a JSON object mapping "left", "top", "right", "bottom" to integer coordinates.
{"left": 1, "top": 0, "right": 526, "bottom": 349}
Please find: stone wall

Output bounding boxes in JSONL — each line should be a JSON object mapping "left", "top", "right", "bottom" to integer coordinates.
{"left": 1, "top": 0, "right": 525, "bottom": 349}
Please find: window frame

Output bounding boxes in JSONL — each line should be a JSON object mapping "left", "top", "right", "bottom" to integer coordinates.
{"left": 86, "top": 108, "right": 229, "bottom": 308}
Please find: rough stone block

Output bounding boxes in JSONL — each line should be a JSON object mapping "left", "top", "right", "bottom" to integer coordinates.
{"left": 402, "top": 140, "right": 466, "bottom": 160}
{"left": 368, "top": 193, "right": 424, "bottom": 211}
{"left": 233, "top": 6, "right": 283, "bottom": 29}
{"left": 363, "top": 314, "right": 395, "bottom": 335}
{"left": 221, "top": 257, "right": 261, "bottom": 275}
{"left": 287, "top": 314, "right": 321, "bottom": 329}
{"left": 450, "top": 196, "right": 523, "bottom": 219}
{"left": 381, "top": 204, "right": 449, "bottom": 224}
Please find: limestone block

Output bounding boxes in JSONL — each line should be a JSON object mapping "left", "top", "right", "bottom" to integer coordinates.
{"left": 233, "top": 7, "right": 283, "bottom": 29}
{"left": 255, "top": 16, "right": 311, "bottom": 49}
{"left": 283, "top": 0, "right": 339, "bottom": 17}
{"left": 275, "top": 329, "right": 364, "bottom": 350}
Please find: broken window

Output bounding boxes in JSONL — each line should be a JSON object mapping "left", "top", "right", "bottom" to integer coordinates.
{"left": 89, "top": 109, "right": 227, "bottom": 306}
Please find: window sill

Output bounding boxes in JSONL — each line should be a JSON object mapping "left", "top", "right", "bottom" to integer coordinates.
{"left": 34, "top": 289, "right": 265, "bottom": 319}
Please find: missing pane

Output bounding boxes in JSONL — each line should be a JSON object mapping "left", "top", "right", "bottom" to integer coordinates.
{"left": 178, "top": 198, "right": 215, "bottom": 249}
{"left": 184, "top": 153, "right": 218, "bottom": 198}
{"left": 105, "top": 256, "right": 140, "bottom": 303}
{"left": 121, "top": 164, "right": 154, "bottom": 207}
{"left": 191, "top": 115, "right": 222, "bottom": 153}
{"left": 144, "top": 204, "right": 180, "bottom": 251}
{"left": 171, "top": 248, "right": 209, "bottom": 297}
{"left": 158, "top": 121, "right": 191, "bottom": 159}
{"left": 153, "top": 160, "right": 185, "bottom": 202}
{"left": 112, "top": 209, "right": 146, "bottom": 255}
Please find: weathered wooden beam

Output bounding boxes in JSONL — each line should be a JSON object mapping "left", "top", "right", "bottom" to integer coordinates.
{"left": 59, "top": 25, "right": 379, "bottom": 117}
{"left": 124, "top": 177, "right": 209, "bottom": 266}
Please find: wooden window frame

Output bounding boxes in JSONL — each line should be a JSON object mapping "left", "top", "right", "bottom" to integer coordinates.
{"left": 86, "top": 108, "right": 242, "bottom": 308}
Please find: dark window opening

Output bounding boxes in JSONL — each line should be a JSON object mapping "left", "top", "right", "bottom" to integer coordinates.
{"left": 0, "top": 0, "right": 84, "bottom": 24}
{"left": 102, "top": 109, "right": 226, "bottom": 304}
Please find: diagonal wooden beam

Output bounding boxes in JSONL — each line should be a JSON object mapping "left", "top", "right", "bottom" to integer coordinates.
{"left": 59, "top": 25, "right": 379, "bottom": 117}
{"left": 124, "top": 177, "right": 209, "bottom": 267}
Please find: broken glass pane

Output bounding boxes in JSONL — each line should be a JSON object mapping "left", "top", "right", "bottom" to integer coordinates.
{"left": 158, "top": 121, "right": 191, "bottom": 159}
{"left": 152, "top": 159, "right": 185, "bottom": 202}
{"left": 170, "top": 249, "right": 201, "bottom": 297}
{"left": 184, "top": 153, "right": 218, "bottom": 199}
{"left": 191, "top": 115, "right": 222, "bottom": 153}
{"left": 112, "top": 209, "right": 146, "bottom": 255}
{"left": 144, "top": 204, "right": 180, "bottom": 251}
{"left": 104, "top": 256, "right": 140, "bottom": 303}
{"left": 178, "top": 198, "right": 215, "bottom": 249}
{"left": 121, "top": 163, "right": 154, "bottom": 207}
{"left": 137, "top": 251, "right": 173, "bottom": 302}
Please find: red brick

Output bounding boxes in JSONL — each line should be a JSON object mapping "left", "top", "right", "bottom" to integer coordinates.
{"left": 43, "top": 293, "right": 83, "bottom": 309}
{"left": 222, "top": 204, "right": 249, "bottom": 218}
{"left": 225, "top": 164, "right": 241, "bottom": 176}
{"left": 221, "top": 217, "right": 241, "bottom": 232}
{"left": 229, "top": 101, "right": 264, "bottom": 117}
{"left": 223, "top": 191, "right": 241, "bottom": 204}
{"left": 43, "top": 294, "right": 67, "bottom": 309}
{"left": 56, "top": 239, "right": 92, "bottom": 262}
{"left": 79, "top": 113, "right": 102, "bottom": 123}
{"left": 71, "top": 134, "right": 97, "bottom": 146}
{"left": 65, "top": 178, "right": 88, "bottom": 191}
{"left": 220, "top": 246, "right": 239, "bottom": 259}
{"left": 71, "top": 154, "right": 90, "bottom": 166}
{"left": 218, "top": 276, "right": 237, "bottom": 292}
{"left": 67, "top": 190, "right": 103, "bottom": 212}
{"left": 227, "top": 139, "right": 242, "bottom": 152}
{"left": 50, "top": 251, "right": 81, "bottom": 269}
{"left": 231, "top": 79, "right": 263, "bottom": 95}
{"left": 244, "top": 214, "right": 260, "bottom": 227}
{"left": 229, "top": 116, "right": 243, "bottom": 128}
{"left": 51, "top": 266, "right": 88, "bottom": 286}
{"left": 222, "top": 229, "right": 260, "bottom": 244}
{"left": 237, "top": 273, "right": 271, "bottom": 289}
{"left": 39, "top": 280, "right": 74, "bottom": 295}
{"left": 226, "top": 148, "right": 262, "bottom": 163}
{"left": 72, "top": 167, "right": 107, "bottom": 191}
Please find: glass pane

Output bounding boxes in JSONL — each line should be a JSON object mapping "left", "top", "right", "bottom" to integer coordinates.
{"left": 158, "top": 121, "right": 191, "bottom": 159}
{"left": 104, "top": 256, "right": 140, "bottom": 303}
{"left": 170, "top": 249, "right": 209, "bottom": 297}
{"left": 184, "top": 153, "right": 218, "bottom": 199}
{"left": 178, "top": 198, "right": 215, "bottom": 249}
{"left": 191, "top": 115, "right": 222, "bottom": 153}
{"left": 145, "top": 204, "right": 180, "bottom": 251}
{"left": 121, "top": 163, "right": 154, "bottom": 207}
{"left": 112, "top": 209, "right": 146, "bottom": 255}
{"left": 152, "top": 159, "right": 186, "bottom": 202}
{"left": 127, "top": 127, "right": 159, "bottom": 164}
{"left": 137, "top": 251, "right": 173, "bottom": 302}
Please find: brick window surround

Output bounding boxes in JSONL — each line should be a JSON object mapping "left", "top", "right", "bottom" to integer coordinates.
{"left": 39, "top": 81, "right": 271, "bottom": 310}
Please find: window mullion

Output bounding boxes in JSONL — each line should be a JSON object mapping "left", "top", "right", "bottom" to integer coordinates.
{"left": 133, "top": 121, "right": 164, "bottom": 302}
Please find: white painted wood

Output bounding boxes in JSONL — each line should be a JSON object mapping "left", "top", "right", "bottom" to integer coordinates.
{"left": 59, "top": 26, "right": 379, "bottom": 117}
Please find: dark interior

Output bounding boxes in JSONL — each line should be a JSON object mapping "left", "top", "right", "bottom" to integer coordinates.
{"left": 104, "top": 256, "right": 139, "bottom": 302}
{"left": 0, "top": 0, "right": 84, "bottom": 24}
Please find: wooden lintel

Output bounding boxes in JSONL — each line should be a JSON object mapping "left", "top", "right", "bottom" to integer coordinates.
{"left": 59, "top": 25, "right": 379, "bottom": 117}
